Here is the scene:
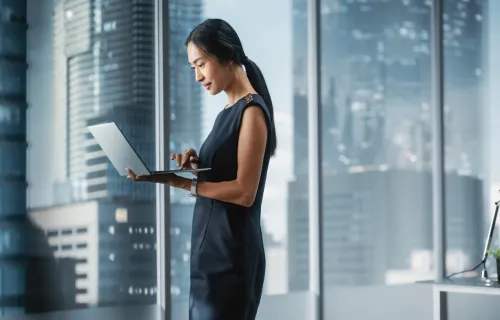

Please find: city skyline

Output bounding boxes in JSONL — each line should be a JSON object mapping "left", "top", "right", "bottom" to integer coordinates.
{"left": 287, "top": 0, "right": 489, "bottom": 291}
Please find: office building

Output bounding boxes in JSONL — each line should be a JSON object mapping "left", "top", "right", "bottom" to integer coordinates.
{"left": 288, "top": 169, "right": 483, "bottom": 290}
{"left": 170, "top": 203, "right": 194, "bottom": 298}
{"left": 319, "top": 0, "right": 483, "bottom": 173}
{"left": 29, "top": 200, "right": 156, "bottom": 307}
{"left": 1, "top": 1, "right": 77, "bottom": 314}
{"left": 0, "top": 0, "right": 28, "bottom": 316}
{"left": 262, "top": 233, "right": 288, "bottom": 295}
{"left": 52, "top": 0, "right": 157, "bottom": 203}
{"left": 291, "top": 0, "right": 483, "bottom": 173}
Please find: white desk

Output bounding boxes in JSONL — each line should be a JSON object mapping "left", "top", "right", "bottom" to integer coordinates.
{"left": 419, "top": 278, "right": 500, "bottom": 320}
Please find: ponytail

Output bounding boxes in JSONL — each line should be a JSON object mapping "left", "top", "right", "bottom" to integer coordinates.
{"left": 242, "top": 58, "right": 278, "bottom": 156}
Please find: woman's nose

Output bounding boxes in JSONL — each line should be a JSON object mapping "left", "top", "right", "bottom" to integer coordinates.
{"left": 195, "top": 69, "right": 204, "bottom": 82}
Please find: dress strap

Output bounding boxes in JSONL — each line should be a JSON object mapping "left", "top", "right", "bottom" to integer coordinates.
{"left": 244, "top": 93, "right": 253, "bottom": 104}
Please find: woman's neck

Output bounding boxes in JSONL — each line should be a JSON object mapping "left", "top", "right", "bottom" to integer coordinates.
{"left": 224, "top": 67, "right": 256, "bottom": 107}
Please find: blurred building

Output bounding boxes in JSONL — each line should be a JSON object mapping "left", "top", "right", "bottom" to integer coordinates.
{"left": 320, "top": 0, "right": 483, "bottom": 173}
{"left": 167, "top": 0, "right": 203, "bottom": 301}
{"left": 169, "top": 202, "right": 195, "bottom": 298}
{"left": 29, "top": 200, "right": 156, "bottom": 307}
{"left": 52, "top": 0, "right": 157, "bottom": 203}
{"left": 292, "top": 0, "right": 484, "bottom": 173}
{"left": 288, "top": 169, "right": 483, "bottom": 291}
{"left": 0, "top": 0, "right": 28, "bottom": 316}
{"left": 262, "top": 233, "right": 288, "bottom": 295}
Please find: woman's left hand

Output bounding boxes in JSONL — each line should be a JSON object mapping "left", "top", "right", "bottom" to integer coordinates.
{"left": 126, "top": 168, "right": 177, "bottom": 185}
{"left": 126, "top": 168, "right": 153, "bottom": 182}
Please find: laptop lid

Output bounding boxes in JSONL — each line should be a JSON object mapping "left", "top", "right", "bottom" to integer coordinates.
{"left": 87, "top": 122, "right": 151, "bottom": 176}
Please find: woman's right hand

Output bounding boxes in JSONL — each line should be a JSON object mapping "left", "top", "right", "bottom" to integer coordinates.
{"left": 171, "top": 148, "right": 200, "bottom": 170}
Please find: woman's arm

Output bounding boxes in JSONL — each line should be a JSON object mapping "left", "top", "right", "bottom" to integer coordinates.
{"left": 167, "top": 105, "right": 268, "bottom": 207}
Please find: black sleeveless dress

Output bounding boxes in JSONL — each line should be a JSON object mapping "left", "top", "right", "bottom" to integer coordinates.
{"left": 189, "top": 93, "right": 272, "bottom": 320}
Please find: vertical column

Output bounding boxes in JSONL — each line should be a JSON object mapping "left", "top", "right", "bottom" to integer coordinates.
{"left": 431, "top": 0, "right": 446, "bottom": 282}
{"left": 155, "top": 0, "right": 171, "bottom": 318}
{"left": 308, "top": 0, "right": 324, "bottom": 319}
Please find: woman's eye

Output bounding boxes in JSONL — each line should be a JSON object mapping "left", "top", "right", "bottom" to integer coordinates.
{"left": 198, "top": 64, "right": 205, "bottom": 68}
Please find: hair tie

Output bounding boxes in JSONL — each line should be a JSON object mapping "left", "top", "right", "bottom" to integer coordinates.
{"left": 242, "top": 55, "right": 249, "bottom": 64}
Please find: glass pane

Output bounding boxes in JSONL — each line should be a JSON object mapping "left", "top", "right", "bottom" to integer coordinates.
{"left": 22, "top": 0, "right": 158, "bottom": 315}
{"left": 0, "top": 106, "right": 20, "bottom": 124}
{"left": 443, "top": 0, "right": 488, "bottom": 280}
{"left": 0, "top": 61, "right": 26, "bottom": 96}
{"left": 320, "top": 1, "right": 433, "bottom": 317}
{"left": 169, "top": 0, "right": 306, "bottom": 318}
{"left": 0, "top": 1, "right": 29, "bottom": 316}
{"left": 0, "top": 24, "right": 26, "bottom": 56}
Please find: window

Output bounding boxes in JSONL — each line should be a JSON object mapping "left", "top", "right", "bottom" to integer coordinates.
{"left": 319, "top": 0, "right": 434, "bottom": 317}
{"left": 0, "top": 106, "right": 20, "bottom": 124}
{"left": 0, "top": 24, "right": 25, "bottom": 56}
{"left": 103, "top": 20, "right": 117, "bottom": 32}
{"left": 0, "top": 61, "right": 25, "bottom": 95}
{"left": 25, "top": 0, "right": 158, "bottom": 312}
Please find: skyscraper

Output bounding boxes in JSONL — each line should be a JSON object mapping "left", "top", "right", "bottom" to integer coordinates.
{"left": 318, "top": 0, "right": 484, "bottom": 172}
{"left": 0, "top": 0, "right": 28, "bottom": 315}
{"left": 168, "top": 0, "right": 203, "bottom": 154}
{"left": 52, "top": 0, "right": 157, "bottom": 203}
{"left": 288, "top": 170, "right": 483, "bottom": 290}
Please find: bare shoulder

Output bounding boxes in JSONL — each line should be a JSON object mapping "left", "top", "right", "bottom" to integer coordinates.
{"left": 241, "top": 104, "right": 267, "bottom": 127}
{"left": 239, "top": 104, "right": 268, "bottom": 142}
{"left": 242, "top": 104, "right": 266, "bottom": 117}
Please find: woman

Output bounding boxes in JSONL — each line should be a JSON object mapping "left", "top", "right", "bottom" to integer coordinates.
{"left": 126, "top": 18, "right": 277, "bottom": 320}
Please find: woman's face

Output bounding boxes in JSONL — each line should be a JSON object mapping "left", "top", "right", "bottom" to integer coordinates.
{"left": 187, "top": 42, "right": 232, "bottom": 95}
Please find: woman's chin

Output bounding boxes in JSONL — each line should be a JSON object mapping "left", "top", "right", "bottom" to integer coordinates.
{"left": 207, "top": 88, "right": 220, "bottom": 95}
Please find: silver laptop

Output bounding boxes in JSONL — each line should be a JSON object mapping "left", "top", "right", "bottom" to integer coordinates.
{"left": 87, "top": 122, "right": 210, "bottom": 176}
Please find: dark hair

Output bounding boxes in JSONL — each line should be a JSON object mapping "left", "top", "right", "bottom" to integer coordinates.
{"left": 185, "top": 18, "right": 277, "bottom": 156}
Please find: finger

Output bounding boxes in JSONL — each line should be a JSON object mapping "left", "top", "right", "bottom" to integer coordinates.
{"left": 126, "top": 168, "right": 135, "bottom": 179}
{"left": 175, "top": 153, "right": 182, "bottom": 167}
{"left": 187, "top": 148, "right": 197, "bottom": 157}
{"left": 190, "top": 156, "right": 199, "bottom": 169}
{"left": 181, "top": 152, "right": 190, "bottom": 168}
